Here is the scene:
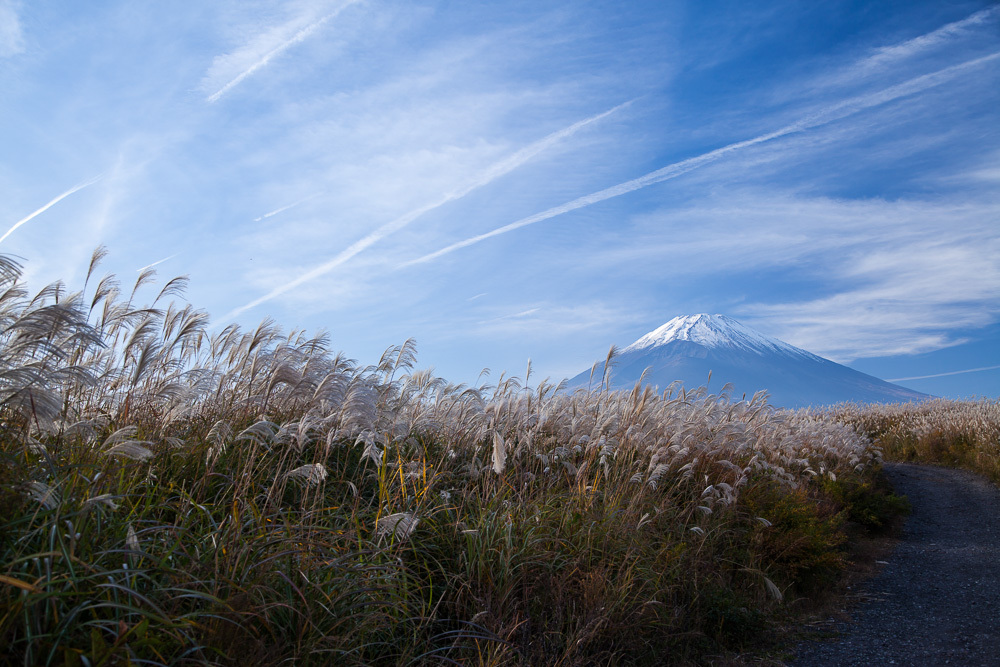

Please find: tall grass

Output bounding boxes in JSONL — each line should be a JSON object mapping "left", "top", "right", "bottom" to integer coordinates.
{"left": 0, "top": 248, "right": 892, "bottom": 665}
{"left": 829, "top": 398, "right": 1000, "bottom": 482}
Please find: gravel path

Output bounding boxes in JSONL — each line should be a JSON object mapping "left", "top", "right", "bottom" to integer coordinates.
{"left": 789, "top": 463, "right": 1000, "bottom": 666}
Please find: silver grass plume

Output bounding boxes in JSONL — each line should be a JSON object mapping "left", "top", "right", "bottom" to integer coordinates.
{"left": 83, "top": 493, "right": 119, "bottom": 511}
{"left": 25, "top": 481, "right": 59, "bottom": 509}
{"left": 357, "top": 430, "right": 385, "bottom": 465}
{"left": 285, "top": 463, "right": 328, "bottom": 485}
{"left": 236, "top": 420, "right": 279, "bottom": 447}
{"left": 492, "top": 431, "right": 507, "bottom": 474}
{"left": 104, "top": 442, "right": 154, "bottom": 461}
{"left": 126, "top": 523, "right": 141, "bottom": 566}
{"left": 205, "top": 419, "right": 232, "bottom": 462}
{"left": 101, "top": 426, "right": 154, "bottom": 461}
{"left": 376, "top": 512, "right": 419, "bottom": 542}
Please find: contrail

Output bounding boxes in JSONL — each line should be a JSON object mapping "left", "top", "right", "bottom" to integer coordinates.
{"left": 137, "top": 254, "right": 179, "bottom": 272}
{"left": 207, "top": 1, "right": 360, "bottom": 104}
{"left": 480, "top": 307, "right": 540, "bottom": 324}
{"left": 0, "top": 175, "right": 103, "bottom": 245}
{"left": 254, "top": 194, "right": 320, "bottom": 222}
{"left": 889, "top": 364, "right": 1000, "bottom": 382}
{"left": 403, "top": 51, "right": 1000, "bottom": 268}
{"left": 219, "top": 100, "right": 633, "bottom": 322}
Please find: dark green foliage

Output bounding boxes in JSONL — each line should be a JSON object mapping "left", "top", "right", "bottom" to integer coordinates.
{"left": 816, "top": 470, "right": 910, "bottom": 532}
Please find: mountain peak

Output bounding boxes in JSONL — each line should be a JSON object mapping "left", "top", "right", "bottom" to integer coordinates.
{"left": 569, "top": 313, "right": 933, "bottom": 408}
{"left": 624, "top": 313, "right": 811, "bottom": 358}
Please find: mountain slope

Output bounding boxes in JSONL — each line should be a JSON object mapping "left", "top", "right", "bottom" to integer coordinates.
{"left": 567, "top": 314, "right": 931, "bottom": 408}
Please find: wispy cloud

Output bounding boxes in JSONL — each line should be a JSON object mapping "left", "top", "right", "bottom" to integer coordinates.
{"left": 204, "top": 1, "right": 361, "bottom": 103}
{"left": 2, "top": 2, "right": 995, "bottom": 394}
{"left": 219, "top": 101, "right": 633, "bottom": 323}
{"left": 480, "top": 307, "right": 541, "bottom": 324}
{"left": 586, "top": 186, "right": 996, "bottom": 362}
{"left": 0, "top": 0, "right": 24, "bottom": 58}
{"left": 472, "top": 302, "right": 635, "bottom": 341}
{"left": 404, "top": 51, "right": 1000, "bottom": 268}
{"left": 629, "top": 195, "right": 994, "bottom": 266}
{"left": 741, "top": 232, "right": 1000, "bottom": 360}
{"left": 888, "top": 365, "right": 1000, "bottom": 382}
{"left": 553, "top": 185, "right": 999, "bottom": 365}
{"left": 766, "top": 6, "right": 999, "bottom": 106}
{"left": 0, "top": 176, "right": 102, "bottom": 246}
{"left": 859, "top": 6, "right": 999, "bottom": 72}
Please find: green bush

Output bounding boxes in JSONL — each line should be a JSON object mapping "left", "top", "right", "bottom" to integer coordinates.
{"left": 816, "top": 470, "right": 910, "bottom": 532}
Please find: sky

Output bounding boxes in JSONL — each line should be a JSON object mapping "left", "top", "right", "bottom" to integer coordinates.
{"left": 1, "top": 0, "right": 999, "bottom": 399}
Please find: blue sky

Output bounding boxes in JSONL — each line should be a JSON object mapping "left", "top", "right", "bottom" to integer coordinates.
{"left": 1, "top": 0, "right": 998, "bottom": 399}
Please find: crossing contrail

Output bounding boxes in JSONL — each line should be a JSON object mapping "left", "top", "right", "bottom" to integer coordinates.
{"left": 403, "top": 51, "right": 1000, "bottom": 268}
{"left": 219, "top": 100, "right": 633, "bottom": 322}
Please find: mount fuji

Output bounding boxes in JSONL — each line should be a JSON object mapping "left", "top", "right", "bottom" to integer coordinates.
{"left": 566, "top": 314, "right": 932, "bottom": 408}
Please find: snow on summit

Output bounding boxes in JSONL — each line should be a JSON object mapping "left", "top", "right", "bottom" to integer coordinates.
{"left": 624, "top": 314, "right": 814, "bottom": 359}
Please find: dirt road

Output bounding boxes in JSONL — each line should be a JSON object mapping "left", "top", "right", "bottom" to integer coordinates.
{"left": 789, "top": 463, "right": 1000, "bottom": 666}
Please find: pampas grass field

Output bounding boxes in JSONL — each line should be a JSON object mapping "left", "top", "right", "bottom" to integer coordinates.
{"left": 829, "top": 398, "right": 1000, "bottom": 483}
{"left": 4, "top": 247, "right": 992, "bottom": 665}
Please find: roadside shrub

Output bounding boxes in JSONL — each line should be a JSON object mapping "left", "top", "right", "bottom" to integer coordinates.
{"left": 739, "top": 479, "right": 845, "bottom": 596}
{"left": 815, "top": 470, "right": 910, "bottom": 532}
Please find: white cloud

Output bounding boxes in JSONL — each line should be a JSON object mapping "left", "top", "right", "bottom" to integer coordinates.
{"left": 553, "top": 189, "right": 1000, "bottom": 363}
{"left": 0, "top": 0, "right": 24, "bottom": 58}
{"left": 731, "top": 210, "right": 1000, "bottom": 361}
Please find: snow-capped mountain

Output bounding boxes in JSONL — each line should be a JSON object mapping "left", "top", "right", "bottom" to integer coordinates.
{"left": 566, "top": 314, "right": 932, "bottom": 408}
